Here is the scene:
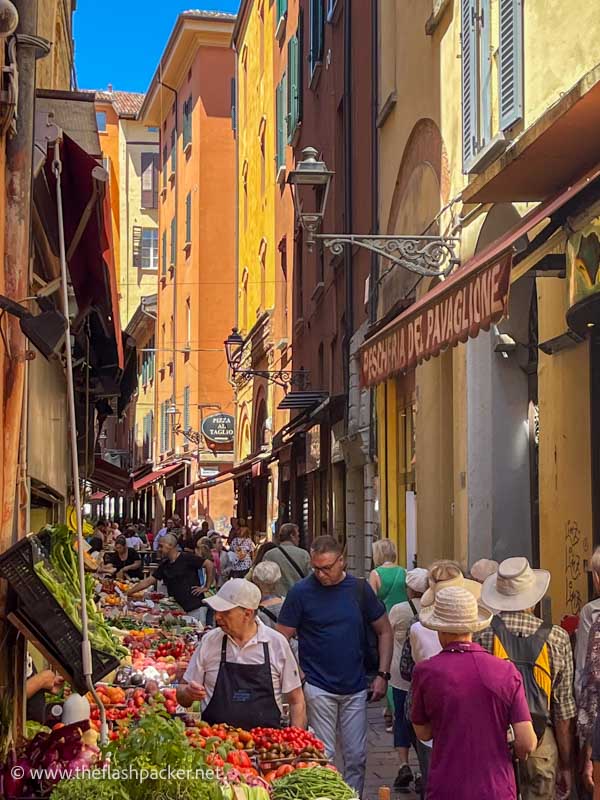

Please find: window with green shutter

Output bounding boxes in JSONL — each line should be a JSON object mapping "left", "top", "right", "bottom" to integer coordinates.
{"left": 162, "top": 144, "right": 167, "bottom": 188}
{"left": 183, "top": 386, "right": 190, "bottom": 432}
{"left": 183, "top": 96, "right": 193, "bottom": 149}
{"left": 276, "top": 0, "right": 288, "bottom": 23}
{"left": 499, "top": 0, "right": 523, "bottom": 130}
{"left": 161, "top": 230, "right": 167, "bottom": 275}
{"left": 309, "top": 0, "right": 324, "bottom": 79}
{"left": 276, "top": 76, "right": 287, "bottom": 171}
{"left": 185, "top": 192, "right": 192, "bottom": 244}
{"left": 170, "top": 217, "right": 177, "bottom": 266}
{"left": 287, "top": 33, "right": 301, "bottom": 140}
{"left": 170, "top": 128, "right": 176, "bottom": 175}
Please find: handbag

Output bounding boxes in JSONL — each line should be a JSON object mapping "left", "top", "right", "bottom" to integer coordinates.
{"left": 399, "top": 599, "right": 419, "bottom": 682}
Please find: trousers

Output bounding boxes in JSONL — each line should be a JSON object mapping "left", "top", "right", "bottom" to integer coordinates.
{"left": 518, "top": 727, "right": 558, "bottom": 800}
{"left": 304, "top": 682, "right": 368, "bottom": 796}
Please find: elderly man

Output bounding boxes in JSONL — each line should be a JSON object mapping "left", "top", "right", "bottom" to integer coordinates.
{"left": 127, "top": 532, "right": 214, "bottom": 619}
{"left": 411, "top": 586, "right": 537, "bottom": 799}
{"left": 177, "top": 579, "right": 305, "bottom": 729}
{"left": 477, "top": 557, "right": 576, "bottom": 800}
{"left": 277, "top": 535, "right": 393, "bottom": 796}
{"left": 153, "top": 518, "right": 174, "bottom": 552}
{"left": 264, "top": 523, "right": 310, "bottom": 596}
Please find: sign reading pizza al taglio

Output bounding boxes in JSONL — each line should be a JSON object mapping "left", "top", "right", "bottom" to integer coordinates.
{"left": 360, "top": 253, "right": 512, "bottom": 388}
{"left": 201, "top": 413, "right": 235, "bottom": 444}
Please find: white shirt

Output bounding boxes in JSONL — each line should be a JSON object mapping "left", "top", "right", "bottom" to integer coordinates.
{"left": 183, "top": 619, "right": 301, "bottom": 711}
{"left": 410, "top": 621, "right": 442, "bottom": 664}
{"left": 126, "top": 536, "right": 144, "bottom": 550}
{"left": 389, "top": 598, "right": 420, "bottom": 690}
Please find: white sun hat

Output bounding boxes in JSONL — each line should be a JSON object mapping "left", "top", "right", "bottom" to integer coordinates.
{"left": 203, "top": 578, "right": 261, "bottom": 612}
{"left": 406, "top": 568, "right": 429, "bottom": 594}
{"left": 470, "top": 559, "right": 499, "bottom": 584}
{"left": 420, "top": 586, "right": 493, "bottom": 634}
{"left": 481, "top": 557, "right": 550, "bottom": 613}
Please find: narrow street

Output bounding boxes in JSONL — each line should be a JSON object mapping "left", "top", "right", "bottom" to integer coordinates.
{"left": 364, "top": 705, "right": 418, "bottom": 800}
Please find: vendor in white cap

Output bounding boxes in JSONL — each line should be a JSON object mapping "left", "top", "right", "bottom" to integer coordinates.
{"left": 177, "top": 579, "right": 306, "bottom": 729}
{"left": 475, "top": 557, "right": 576, "bottom": 800}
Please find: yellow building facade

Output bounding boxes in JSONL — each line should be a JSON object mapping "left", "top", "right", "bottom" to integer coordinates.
{"left": 373, "top": 0, "right": 600, "bottom": 619}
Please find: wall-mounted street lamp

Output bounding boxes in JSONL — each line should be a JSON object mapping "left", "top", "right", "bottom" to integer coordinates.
{"left": 166, "top": 402, "right": 202, "bottom": 447}
{"left": 287, "top": 147, "right": 460, "bottom": 278}
{"left": 224, "top": 327, "right": 309, "bottom": 390}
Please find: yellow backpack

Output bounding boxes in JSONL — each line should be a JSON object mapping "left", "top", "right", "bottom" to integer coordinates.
{"left": 491, "top": 616, "right": 552, "bottom": 739}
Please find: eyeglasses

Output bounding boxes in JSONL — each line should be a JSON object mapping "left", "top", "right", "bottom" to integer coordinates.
{"left": 312, "top": 555, "right": 342, "bottom": 574}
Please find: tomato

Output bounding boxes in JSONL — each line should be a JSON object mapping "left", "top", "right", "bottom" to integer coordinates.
{"left": 200, "top": 726, "right": 212, "bottom": 737}
{"left": 276, "top": 765, "right": 295, "bottom": 778}
{"left": 263, "top": 770, "right": 277, "bottom": 783}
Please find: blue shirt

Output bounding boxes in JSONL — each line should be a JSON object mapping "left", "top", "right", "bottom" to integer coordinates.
{"left": 278, "top": 573, "right": 385, "bottom": 695}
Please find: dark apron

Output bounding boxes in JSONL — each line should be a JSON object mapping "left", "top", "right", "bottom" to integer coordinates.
{"left": 202, "top": 634, "right": 282, "bottom": 729}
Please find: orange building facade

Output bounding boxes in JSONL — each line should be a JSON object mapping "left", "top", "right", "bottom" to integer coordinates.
{"left": 140, "top": 11, "right": 236, "bottom": 533}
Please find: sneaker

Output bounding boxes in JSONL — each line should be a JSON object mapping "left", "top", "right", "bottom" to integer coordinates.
{"left": 393, "top": 764, "right": 413, "bottom": 789}
{"left": 385, "top": 723, "right": 394, "bottom": 733}
{"left": 414, "top": 774, "right": 423, "bottom": 795}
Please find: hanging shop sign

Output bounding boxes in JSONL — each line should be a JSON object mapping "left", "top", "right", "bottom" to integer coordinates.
{"left": 201, "top": 413, "right": 235, "bottom": 444}
{"left": 359, "top": 253, "right": 512, "bottom": 387}
{"left": 566, "top": 219, "right": 600, "bottom": 334}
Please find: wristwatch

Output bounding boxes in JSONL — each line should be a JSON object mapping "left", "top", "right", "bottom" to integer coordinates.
{"left": 377, "top": 671, "right": 391, "bottom": 681}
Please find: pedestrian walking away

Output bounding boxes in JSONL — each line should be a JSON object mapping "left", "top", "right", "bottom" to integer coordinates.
{"left": 477, "top": 557, "right": 576, "bottom": 800}
{"left": 263, "top": 523, "right": 311, "bottom": 596}
{"left": 411, "top": 586, "right": 537, "bottom": 800}
{"left": 276, "top": 535, "right": 393, "bottom": 797}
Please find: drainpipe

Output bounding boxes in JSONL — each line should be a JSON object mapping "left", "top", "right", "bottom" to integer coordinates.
{"left": 159, "top": 75, "right": 178, "bottom": 425}
{"left": 369, "top": 0, "right": 379, "bottom": 326}
{"left": 231, "top": 45, "right": 240, "bottom": 471}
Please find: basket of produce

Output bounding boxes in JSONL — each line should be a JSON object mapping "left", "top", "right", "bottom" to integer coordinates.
{"left": 0, "top": 529, "right": 125, "bottom": 693}
{"left": 270, "top": 765, "right": 357, "bottom": 799}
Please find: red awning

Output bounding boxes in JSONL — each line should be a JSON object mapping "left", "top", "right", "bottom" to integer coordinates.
{"left": 88, "top": 491, "right": 106, "bottom": 502}
{"left": 175, "top": 484, "right": 196, "bottom": 501}
{"left": 194, "top": 471, "right": 236, "bottom": 492}
{"left": 359, "top": 163, "right": 600, "bottom": 388}
{"left": 90, "top": 458, "right": 131, "bottom": 492}
{"left": 132, "top": 463, "right": 182, "bottom": 492}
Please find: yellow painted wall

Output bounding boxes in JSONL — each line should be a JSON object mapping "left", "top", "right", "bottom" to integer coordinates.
{"left": 118, "top": 119, "right": 159, "bottom": 328}
{"left": 96, "top": 102, "right": 121, "bottom": 282}
{"left": 37, "top": 0, "right": 73, "bottom": 91}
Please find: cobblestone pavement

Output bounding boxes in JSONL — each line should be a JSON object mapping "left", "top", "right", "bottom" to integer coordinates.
{"left": 363, "top": 704, "right": 419, "bottom": 800}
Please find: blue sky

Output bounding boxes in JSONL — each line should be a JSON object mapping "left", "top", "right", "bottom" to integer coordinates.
{"left": 74, "top": 1, "right": 240, "bottom": 94}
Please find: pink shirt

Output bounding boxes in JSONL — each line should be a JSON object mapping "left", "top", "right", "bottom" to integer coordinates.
{"left": 411, "top": 641, "right": 531, "bottom": 800}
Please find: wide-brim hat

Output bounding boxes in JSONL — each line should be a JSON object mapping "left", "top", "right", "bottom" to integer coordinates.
{"left": 420, "top": 586, "right": 493, "bottom": 634}
{"left": 421, "top": 575, "right": 482, "bottom": 608}
{"left": 481, "top": 557, "right": 550, "bottom": 612}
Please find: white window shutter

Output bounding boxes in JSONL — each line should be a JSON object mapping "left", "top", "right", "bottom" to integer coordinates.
{"left": 132, "top": 225, "right": 142, "bottom": 268}
{"left": 499, "top": 0, "right": 524, "bottom": 131}
{"left": 461, "top": 0, "right": 478, "bottom": 173}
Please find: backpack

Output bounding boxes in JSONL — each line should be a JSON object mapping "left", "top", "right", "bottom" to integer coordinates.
{"left": 355, "top": 578, "right": 381, "bottom": 676}
{"left": 491, "top": 615, "right": 552, "bottom": 740}
{"left": 399, "top": 599, "right": 419, "bottom": 682}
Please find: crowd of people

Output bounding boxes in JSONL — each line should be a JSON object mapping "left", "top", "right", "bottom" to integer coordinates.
{"left": 82, "top": 514, "right": 600, "bottom": 799}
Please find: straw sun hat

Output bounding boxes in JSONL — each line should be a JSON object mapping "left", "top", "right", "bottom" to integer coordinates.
{"left": 420, "top": 586, "right": 493, "bottom": 634}
{"left": 421, "top": 574, "right": 482, "bottom": 608}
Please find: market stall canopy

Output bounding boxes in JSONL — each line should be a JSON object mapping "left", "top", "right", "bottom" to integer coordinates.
{"left": 132, "top": 463, "right": 183, "bottom": 492}
{"left": 90, "top": 457, "right": 131, "bottom": 493}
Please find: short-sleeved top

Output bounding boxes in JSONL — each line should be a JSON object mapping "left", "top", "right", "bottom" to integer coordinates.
{"left": 278, "top": 573, "right": 385, "bottom": 695}
{"left": 107, "top": 548, "right": 143, "bottom": 579}
{"left": 183, "top": 619, "right": 301, "bottom": 711}
{"left": 263, "top": 544, "right": 311, "bottom": 596}
{"left": 476, "top": 610, "right": 576, "bottom": 722}
{"left": 88, "top": 535, "right": 104, "bottom": 554}
{"left": 155, "top": 552, "right": 207, "bottom": 612}
{"left": 229, "top": 537, "right": 254, "bottom": 571}
{"left": 411, "top": 642, "right": 531, "bottom": 800}
{"left": 375, "top": 566, "right": 408, "bottom": 612}
{"left": 389, "top": 598, "right": 420, "bottom": 690}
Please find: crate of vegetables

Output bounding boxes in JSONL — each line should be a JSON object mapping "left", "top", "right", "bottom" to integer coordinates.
{"left": 0, "top": 534, "right": 121, "bottom": 693}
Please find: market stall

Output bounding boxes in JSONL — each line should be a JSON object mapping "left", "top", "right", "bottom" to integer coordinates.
{"left": 0, "top": 526, "right": 358, "bottom": 800}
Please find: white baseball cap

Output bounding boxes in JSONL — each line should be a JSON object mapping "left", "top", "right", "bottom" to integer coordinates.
{"left": 203, "top": 578, "right": 261, "bottom": 612}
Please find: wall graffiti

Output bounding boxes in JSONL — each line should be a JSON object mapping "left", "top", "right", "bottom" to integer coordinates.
{"left": 565, "top": 520, "right": 584, "bottom": 614}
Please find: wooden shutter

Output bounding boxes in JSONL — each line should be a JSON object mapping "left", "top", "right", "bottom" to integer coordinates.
{"left": 185, "top": 192, "right": 192, "bottom": 243}
{"left": 461, "top": 0, "right": 478, "bottom": 172}
{"left": 152, "top": 153, "right": 159, "bottom": 207}
{"left": 277, "top": 0, "right": 288, "bottom": 20}
{"left": 141, "top": 153, "right": 154, "bottom": 208}
{"left": 132, "top": 225, "right": 142, "bottom": 268}
{"left": 170, "top": 217, "right": 176, "bottom": 265}
{"left": 170, "top": 128, "right": 176, "bottom": 173}
{"left": 288, "top": 35, "right": 300, "bottom": 140}
{"left": 499, "top": 0, "right": 523, "bottom": 130}
{"left": 161, "top": 230, "right": 167, "bottom": 275}
{"left": 276, "top": 80, "right": 285, "bottom": 170}
{"left": 230, "top": 77, "right": 237, "bottom": 133}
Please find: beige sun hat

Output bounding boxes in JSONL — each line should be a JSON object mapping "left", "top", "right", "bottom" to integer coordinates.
{"left": 421, "top": 574, "right": 482, "bottom": 608}
{"left": 481, "top": 557, "right": 550, "bottom": 613}
{"left": 420, "top": 586, "right": 493, "bottom": 634}
{"left": 470, "top": 559, "right": 499, "bottom": 584}
{"left": 406, "top": 568, "right": 429, "bottom": 594}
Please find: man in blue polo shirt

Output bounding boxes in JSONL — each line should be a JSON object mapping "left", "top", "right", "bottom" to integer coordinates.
{"left": 277, "top": 536, "right": 393, "bottom": 795}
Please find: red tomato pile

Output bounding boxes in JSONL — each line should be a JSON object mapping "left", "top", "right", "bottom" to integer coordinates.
{"left": 251, "top": 726, "right": 325, "bottom": 758}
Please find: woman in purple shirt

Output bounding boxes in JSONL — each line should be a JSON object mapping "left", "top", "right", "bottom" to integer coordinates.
{"left": 411, "top": 586, "right": 537, "bottom": 799}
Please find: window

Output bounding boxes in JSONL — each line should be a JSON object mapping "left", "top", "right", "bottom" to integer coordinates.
{"left": 183, "top": 96, "right": 193, "bottom": 149}
{"left": 242, "top": 268, "right": 249, "bottom": 332}
{"left": 260, "top": 127, "right": 266, "bottom": 194}
{"left": 161, "top": 230, "right": 167, "bottom": 276}
{"left": 287, "top": 32, "right": 302, "bottom": 140}
{"left": 183, "top": 386, "right": 190, "bottom": 433}
{"left": 243, "top": 161, "right": 249, "bottom": 230}
{"left": 277, "top": 0, "right": 288, "bottom": 23}
{"left": 170, "top": 128, "right": 177, "bottom": 175}
{"left": 309, "top": 0, "right": 324, "bottom": 78}
{"left": 185, "top": 298, "right": 191, "bottom": 348}
{"left": 326, "top": 0, "right": 337, "bottom": 22}
{"left": 259, "top": 241, "right": 267, "bottom": 311}
{"left": 141, "top": 228, "right": 158, "bottom": 270}
{"left": 461, "top": 0, "right": 523, "bottom": 173}
{"left": 132, "top": 227, "right": 157, "bottom": 270}
{"left": 170, "top": 217, "right": 177, "bottom": 266}
{"left": 276, "top": 76, "right": 287, "bottom": 171}
{"left": 231, "top": 77, "right": 237, "bottom": 134}
{"left": 185, "top": 191, "right": 192, "bottom": 245}
{"left": 160, "top": 401, "right": 167, "bottom": 452}
{"left": 141, "top": 152, "right": 159, "bottom": 208}
{"left": 141, "top": 336, "right": 155, "bottom": 385}
{"left": 96, "top": 110, "right": 107, "bottom": 132}
{"left": 162, "top": 144, "right": 167, "bottom": 188}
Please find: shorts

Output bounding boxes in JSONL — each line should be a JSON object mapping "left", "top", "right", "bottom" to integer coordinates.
{"left": 392, "top": 687, "right": 413, "bottom": 749}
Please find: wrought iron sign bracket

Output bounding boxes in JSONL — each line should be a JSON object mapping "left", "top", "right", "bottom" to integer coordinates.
{"left": 232, "top": 368, "right": 309, "bottom": 390}
{"left": 315, "top": 234, "right": 461, "bottom": 278}
{"left": 173, "top": 425, "right": 202, "bottom": 447}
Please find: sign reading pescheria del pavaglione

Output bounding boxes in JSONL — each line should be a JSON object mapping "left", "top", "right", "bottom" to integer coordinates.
{"left": 360, "top": 252, "right": 512, "bottom": 388}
